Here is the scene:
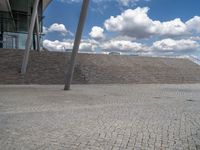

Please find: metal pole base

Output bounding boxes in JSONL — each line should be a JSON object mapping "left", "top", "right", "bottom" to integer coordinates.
{"left": 64, "top": 85, "right": 70, "bottom": 91}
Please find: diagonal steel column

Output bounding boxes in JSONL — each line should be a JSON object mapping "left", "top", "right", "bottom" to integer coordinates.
{"left": 21, "top": 0, "right": 40, "bottom": 74}
{"left": 6, "top": 0, "right": 16, "bottom": 31}
{"left": 35, "top": 13, "right": 40, "bottom": 52}
{"left": 64, "top": 0, "right": 90, "bottom": 90}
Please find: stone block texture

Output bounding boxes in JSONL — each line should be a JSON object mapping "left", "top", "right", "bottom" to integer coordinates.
{"left": 1, "top": 49, "right": 200, "bottom": 84}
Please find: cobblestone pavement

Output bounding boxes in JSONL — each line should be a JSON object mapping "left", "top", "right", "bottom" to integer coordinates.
{"left": 0, "top": 84, "right": 200, "bottom": 150}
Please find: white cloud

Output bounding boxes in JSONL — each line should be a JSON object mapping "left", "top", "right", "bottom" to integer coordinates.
{"left": 159, "top": 19, "right": 187, "bottom": 37}
{"left": 43, "top": 26, "right": 48, "bottom": 34}
{"left": 101, "top": 40, "right": 149, "bottom": 53}
{"left": 104, "top": 7, "right": 188, "bottom": 39}
{"left": 89, "top": 26, "right": 105, "bottom": 40}
{"left": 43, "top": 38, "right": 148, "bottom": 54}
{"left": 48, "top": 23, "right": 68, "bottom": 35}
{"left": 186, "top": 16, "right": 200, "bottom": 33}
{"left": 43, "top": 40, "right": 72, "bottom": 51}
{"left": 43, "top": 39, "right": 97, "bottom": 52}
{"left": 43, "top": 37, "right": 200, "bottom": 56}
{"left": 43, "top": 23, "right": 71, "bottom": 36}
{"left": 43, "top": 7, "right": 200, "bottom": 57}
{"left": 152, "top": 38, "right": 200, "bottom": 53}
{"left": 118, "top": 0, "right": 151, "bottom": 6}
{"left": 117, "top": 0, "right": 140, "bottom": 6}
{"left": 79, "top": 42, "right": 95, "bottom": 52}
{"left": 189, "top": 36, "right": 200, "bottom": 41}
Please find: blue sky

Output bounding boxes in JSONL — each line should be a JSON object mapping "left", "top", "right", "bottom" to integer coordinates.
{"left": 43, "top": 0, "right": 200, "bottom": 57}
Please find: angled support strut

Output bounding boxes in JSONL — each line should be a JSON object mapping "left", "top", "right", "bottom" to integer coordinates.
{"left": 64, "top": 0, "right": 90, "bottom": 90}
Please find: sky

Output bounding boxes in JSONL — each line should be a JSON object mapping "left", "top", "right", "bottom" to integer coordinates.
{"left": 43, "top": 0, "right": 200, "bottom": 58}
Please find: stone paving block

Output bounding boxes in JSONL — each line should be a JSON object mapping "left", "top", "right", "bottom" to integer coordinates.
{"left": 0, "top": 84, "right": 200, "bottom": 149}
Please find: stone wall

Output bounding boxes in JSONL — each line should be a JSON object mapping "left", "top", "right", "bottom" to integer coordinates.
{"left": 1, "top": 49, "right": 200, "bottom": 84}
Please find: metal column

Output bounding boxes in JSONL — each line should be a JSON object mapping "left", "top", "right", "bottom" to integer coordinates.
{"left": 21, "top": 0, "right": 40, "bottom": 74}
{"left": 35, "top": 13, "right": 40, "bottom": 52}
{"left": 64, "top": 0, "right": 90, "bottom": 90}
{"left": 0, "top": 15, "right": 3, "bottom": 48}
{"left": 0, "top": 31, "right": 3, "bottom": 48}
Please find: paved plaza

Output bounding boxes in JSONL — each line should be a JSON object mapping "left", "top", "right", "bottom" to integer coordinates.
{"left": 0, "top": 84, "right": 200, "bottom": 150}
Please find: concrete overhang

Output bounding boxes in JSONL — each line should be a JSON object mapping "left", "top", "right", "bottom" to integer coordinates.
{"left": 0, "top": 0, "right": 12, "bottom": 12}
{"left": 0, "top": 0, "right": 52, "bottom": 12}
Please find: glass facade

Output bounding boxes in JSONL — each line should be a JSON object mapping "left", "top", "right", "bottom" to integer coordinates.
{"left": 0, "top": 0, "right": 43, "bottom": 49}
{"left": 2, "top": 32, "right": 28, "bottom": 49}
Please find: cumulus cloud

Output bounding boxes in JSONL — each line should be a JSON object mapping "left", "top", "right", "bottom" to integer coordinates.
{"left": 43, "top": 7, "right": 200, "bottom": 57}
{"left": 48, "top": 23, "right": 67, "bottom": 33}
{"left": 43, "top": 23, "right": 72, "bottom": 36}
{"left": 159, "top": 19, "right": 187, "bottom": 37}
{"left": 43, "top": 26, "right": 48, "bottom": 34}
{"left": 189, "top": 36, "right": 200, "bottom": 41}
{"left": 89, "top": 26, "right": 105, "bottom": 40}
{"left": 186, "top": 16, "right": 200, "bottom": 33}
{"left": 43, "top": 38, "right": 149, "bottom": 54}
{"left": 152, "top": 38, "right": 200, "bottom": 55}
{"left": 118, "top": 0, "right": 137, "bottom": 6}
{"left": 43, "top": 39, "right": 97, "bottom": 52}
{"left": 43, "top": 40, "right": 72, "bottom": 51}
{"left": 79, "top": 42, "right": 96, "bottom": 52}
{"left": 43, "top": 37, "right": 200, "bottom": 56}
{"left": 104, "top": 7, "right": 189, "bottom": 39}
{"left": 101, "top": 40, "right": 149, "bottom": 53}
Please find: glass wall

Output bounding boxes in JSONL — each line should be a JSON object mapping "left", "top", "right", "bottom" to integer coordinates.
{"left": 2, "top": 32, "right": 27, "bottom": 49}
{"left": 0, "top": 0, "right": 43, "bottom": 49}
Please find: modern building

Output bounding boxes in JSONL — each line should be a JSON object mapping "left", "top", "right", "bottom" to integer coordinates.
{"left": 0, "top": 0, "right": 52, "bottom": 49}
{"left": 0, "top": 0, "right": 90, "bottom": 90}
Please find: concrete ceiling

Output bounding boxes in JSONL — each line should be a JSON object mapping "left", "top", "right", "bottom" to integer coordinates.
{"left": 0, "top": 0, "right": 10, "bottom": 12}
{"left": 0, "top": 0, "right": 52, "bottom": 12}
